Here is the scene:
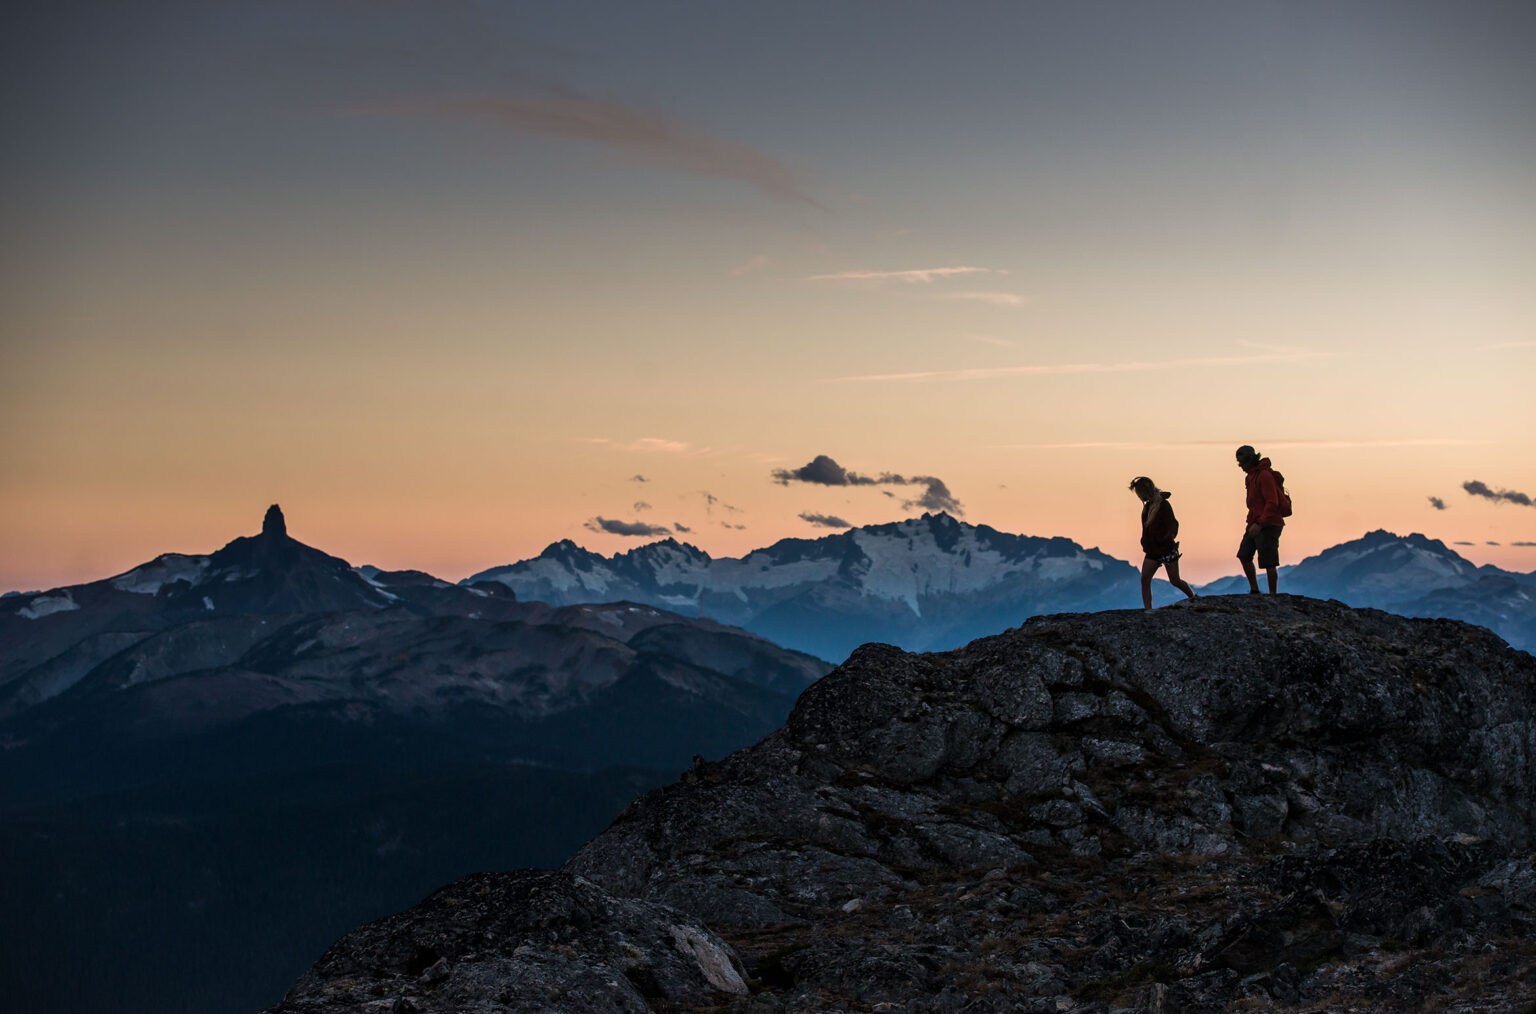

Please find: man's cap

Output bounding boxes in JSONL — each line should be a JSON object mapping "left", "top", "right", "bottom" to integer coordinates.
{"left": 1235, "top": 444, "right": 1258, "bottom": 461}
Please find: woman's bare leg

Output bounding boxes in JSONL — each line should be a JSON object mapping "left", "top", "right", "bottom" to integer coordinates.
{"left": 1139, "top": 558, "right": 1158, "bottom": 610}
{"left": 1165, "top": 558, "right": 1197, "bottom": 600}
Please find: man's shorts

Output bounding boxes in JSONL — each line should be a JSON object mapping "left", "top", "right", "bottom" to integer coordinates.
{"left": 1238, "top": 525, "right": 1283, "bottom": 569}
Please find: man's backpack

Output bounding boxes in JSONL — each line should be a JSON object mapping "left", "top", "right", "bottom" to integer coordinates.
{"left": 1273, "top": 471, "right": 1294, "bottom": 517}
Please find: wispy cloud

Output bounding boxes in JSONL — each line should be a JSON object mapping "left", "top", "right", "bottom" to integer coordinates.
{"left": 932, "top": 291, "right": 1029, "bottom": 306}
{"left": 585, "top": 517, "right": 671, "bottom": 537}
{"left": 633, "top": 501, "right": 652, "bottom": 512}
{"left": 829, "top": 350, "right": 1334, "bottom": 383}
{"left": 586, "top": 437, "right": 691, "bottom": 453}
{"left": 1237, "top": 339, "right": 1314, "bottom": 355}
{"left": 629, "top": 474, "right": 648, "bottom": 482}
{"left": 1428, "top": 496, "right": 1447, "bottom": 510}
{"left": 1463, "top": 480, "right": 1535, "bottom": 508}
{"left": 699, "top": 491, "right": 740, "bottom": 515}
{"left": 807, "top": 267, "right": 997, "bottom": 285}
{"left": 799, "top": 511, "right": 852, "bottom": 529}
{"left": 362, "top": 93, "right": 820, "bottom": 206}
{"left": 996, "top": 438, "right": 1489, "bottom": 450}
{"left": 729, "top": 254, "right": 772, "bottom": 277}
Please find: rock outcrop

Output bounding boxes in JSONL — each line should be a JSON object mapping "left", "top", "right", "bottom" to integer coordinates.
{"left": 269, "top": 871, "right": 748, "bottom": 1013}
{"left": 263, "top": 503, "right": 287, "bottom": 539}
{"left": 269, "top": 596, "right": 1536, "bottom": 1013}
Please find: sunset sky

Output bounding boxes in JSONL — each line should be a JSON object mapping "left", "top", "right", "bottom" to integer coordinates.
{"left": 3, "top": 0, "right": 1533, "bottom": 593}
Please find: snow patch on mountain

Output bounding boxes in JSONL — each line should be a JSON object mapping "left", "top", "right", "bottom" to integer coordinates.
{"left": 18, "top": 591, "right": 79, "bottom": 620}
{"left": 708, "top": 556, "right": 839, "bottom": 592}
{"left": 354, "top": 569, "right": 401, "bottom": 602}
{"left": 111, "top": 554, "right": 211, "bottom": 594}
{"left": 472, "top": 514, "right": 1126, "bottom": 609}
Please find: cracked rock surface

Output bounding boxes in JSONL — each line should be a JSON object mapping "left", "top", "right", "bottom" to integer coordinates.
{"left": 269, "top": 596, "right": 1536, "bottom": 1012}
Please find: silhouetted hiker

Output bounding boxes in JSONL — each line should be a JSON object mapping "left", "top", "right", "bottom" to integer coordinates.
{"left": 1129, "top": 476, "right": 1197, "bottom": 610}
{"left": 1235, "top": 444, "right": 1285, "bottom": 593}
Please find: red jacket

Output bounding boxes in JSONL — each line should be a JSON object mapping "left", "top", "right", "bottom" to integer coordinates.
{"left": 1245, "top": 458, "right": 1286, "bottom": 527}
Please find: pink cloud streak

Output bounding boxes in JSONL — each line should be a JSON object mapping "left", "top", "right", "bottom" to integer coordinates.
{"left": 361, "top": 93, "right": 820, "bottom": 207}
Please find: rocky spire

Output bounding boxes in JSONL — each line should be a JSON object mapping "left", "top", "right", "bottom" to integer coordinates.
{"left": 262, "top": 504, "right": 287, "bottom": 539}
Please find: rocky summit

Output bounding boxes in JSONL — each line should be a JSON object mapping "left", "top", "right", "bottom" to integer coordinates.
{"left": 268, "top": 596, "right": 1536, "bottom": 1013}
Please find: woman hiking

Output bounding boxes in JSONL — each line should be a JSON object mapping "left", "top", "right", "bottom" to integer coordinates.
{"left": 1129, "top": 476, "right": 1197, "bottom": 610}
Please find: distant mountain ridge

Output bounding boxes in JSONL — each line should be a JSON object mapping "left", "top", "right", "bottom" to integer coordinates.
{"left": 0, "top": 506, "right": 829, "bottom": 1014}
{"left": 469, "top": 516, "right": 1536, "bottom": 658}
{"left": 1199, "top": 528, "right": 1536, "bottom": 651}
{"left": 0, "top": 505, "right": 824, "bottom": 727}
{"left": 468, "top": 512, "right": 1154, "bottom": 661}
{"left": 0, "top": 507, "right": 397, "bottom": 716}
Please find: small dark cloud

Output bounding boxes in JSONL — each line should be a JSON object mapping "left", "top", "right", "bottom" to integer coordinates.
{"left": 1487, "top": 541, "right": 1502, "bottom": 546}
{"left": 1427, "top": 496, "right": 1447, "bottom": 511}
{"left": 1463, "top": 480, "right": 1535, "bottom": 508}
{"left": 903, "top": 477, "right": 963, "bottom": 515}
{"left": 721, "top": 522, "right": 746, "bottom": 530}
{"left": 633, "top": 501, "right": 652, "bottom": 512}
{"left": 699, "top": 491, "right": 741, "bottom": 515}
{"left": 629, "top": 474, "right": 648, "bottom": 483}
{"left": 584, "top": 517, "right": 671, "bottom": 537}
{"left": 1454, "top": 541, "right": 1475, "bottom": 546}
{"left": 772, "top": 454, "right": 879, "bottom": 486}
{"left": 674, "top": 522, "right": 693, "bottom": 534}
{"left": 799, "top": 511, "right": 851, "bottom": 529}
{"left": 1513, "top": 541, "right": 1536, "bottom": 547}
{"left": 771, "top": 454, "right": 964, "bottom": 516}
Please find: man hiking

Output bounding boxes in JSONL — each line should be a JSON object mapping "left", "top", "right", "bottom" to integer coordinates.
{"left": 1235, "top": 444, "right": 1285, "bottom": 594}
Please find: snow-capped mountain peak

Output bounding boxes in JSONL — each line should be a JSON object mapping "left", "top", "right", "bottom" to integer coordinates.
{"left": 468, "top": 513, "right": 1136, "bottom": 660}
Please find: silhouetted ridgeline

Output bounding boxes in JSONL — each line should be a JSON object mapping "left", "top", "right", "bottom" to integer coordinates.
{"left": 268, "top": 597, "right": 1536, "bottom": 1013}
